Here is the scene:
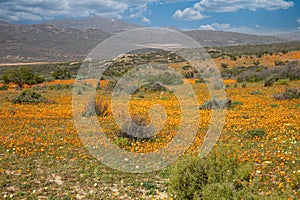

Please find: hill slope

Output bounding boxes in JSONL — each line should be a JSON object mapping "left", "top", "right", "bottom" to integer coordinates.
{"left": 0, "top": 22, "right": 110, "bottom": 63}
{"left": 183, "top": 30, "right": 285, "bottom": 46}
{"left": 0, "top": 19, "right": 291, "bottom": 63}
{"left": 45, "top": 16, "right": 140, "bottom": 34}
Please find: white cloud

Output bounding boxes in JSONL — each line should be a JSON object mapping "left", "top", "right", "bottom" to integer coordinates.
{"left": 199, "top": 23, "right": 230, "bottom": 30}
{"left": 174, "top": 0, "right": 294, "bottom": 21}
{"left": 0, "top": 0, "right": 190, "bottom": 23}
{"left": 129, "top": 4, "right": 151, "bottom": 23}
{"left": 211, "top": 23, "right": 230, "bottom": 29}
{"left": 0, "top": 0, "right": 130, "bottom": 22}
{"left": 199, "top": 24, "right": 215, "bottom": 30}
{"left": 142, "top": 17, "right": 151, "bottom": 23}
{"left": 199, "top": 23, "right": 285, "bottom": 35}
{"left": 227, "top": 26, "right": 285, "bottom": 35}
{"left": 173, "top": 8, "right": 208, "bottom": 21}
{"left": 0, "top": 0, "right": 163, "bottom": 23}
{"left": 297, "top": 18, "right": 300, "bottom": 23}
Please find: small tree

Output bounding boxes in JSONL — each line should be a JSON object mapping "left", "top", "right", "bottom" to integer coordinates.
{"left": 50, "top": 67, "right": 71, "bottom": 79}
{"left": 1, "top": 66, "right": 44, "bottom": 88}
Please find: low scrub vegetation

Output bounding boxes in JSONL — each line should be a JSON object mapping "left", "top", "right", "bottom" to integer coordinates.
{"left": 11, "top": 89, "right": 49, "bottom": 104}
{"left": 169, "top": 146, "right": 254, "bottom": 199}
{"left": 1, "top": 66, "right": 44, "bottom": 88}
{"left": 274, "top": 87, "right": 300, "bottom": 100}
{"left": 236, "top": 61, "right": 300, "bottom": 83}
{"left": 198, "top": 99, "right": 232, "bottom": 109}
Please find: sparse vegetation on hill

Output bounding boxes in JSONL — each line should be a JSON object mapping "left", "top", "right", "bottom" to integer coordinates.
{"left": 234, "top": 61, "right": 300, "bottom": 83}
{"left": 207, "top": 41, "right": 300, "bottom": 59}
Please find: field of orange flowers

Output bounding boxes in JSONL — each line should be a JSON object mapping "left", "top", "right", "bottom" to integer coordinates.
{"left": 0, "top": 79, "right": 299, "bottom": 199}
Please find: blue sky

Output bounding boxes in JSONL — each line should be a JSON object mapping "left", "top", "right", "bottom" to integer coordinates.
{"left": 0, "top": 0, "right": 299, "bottom": 34}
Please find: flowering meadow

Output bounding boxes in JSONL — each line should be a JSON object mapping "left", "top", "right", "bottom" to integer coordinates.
{"left": 0, "top": 78, "right": 299, "bottom": 199}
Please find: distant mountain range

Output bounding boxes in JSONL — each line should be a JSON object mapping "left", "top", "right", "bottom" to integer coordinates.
{"left": 274, "top": 31, "right": 300, "bottom": 41}
{"left": 45, "top": 16, "right": 140, "bottom": 34}
{"left": 183, "top": 30, "right": 285, "bottom": 46}
{"left": 0, "top": 16, "right": 298, "bottom": 63}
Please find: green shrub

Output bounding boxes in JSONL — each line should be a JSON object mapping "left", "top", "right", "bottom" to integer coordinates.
{"left": 276, "top": 79, "right": 289, "bottom": 86}
{"left": 198, "top": 99, "right": 232, "bottom": 110}
{"left": 221, "top": 63, "right": 228, "bottom": 69}
{"left": 1, "top": 66, "right": 44, "bottom": 87}
{"left": 50, "top": 67, "right": 71, "bottom": 79}
{"left": 242, "top": 83, "right": 247, "bottom": 88}
{"left": 168, "top": 156, "right": 208, "bottom": 199}
{"left": 253, "top": 60, "right": 260, "bottom": 66}
{"left": 12, "top": 89, "right": 48, "bottom": 104}
{"left": 140, "top": 83, "right": 167, "bottom": 92}
{"left": 195, "top": 76, "right": 205, "bottom": 84}
{"left": 32, "top": 85, "right": 47, "bottom": 91}
{"left": 245, "top": 129, "right": 266, "bottom": 138}
{"left": 232, "top": 101, "right": 243, "bottom": 106}
{"left": 47, "top": 84, "right": 73, "bottom": 90}
{"left": 274, "top": 60, "right": 285, "bottom": 66}
{"left": 264, "top": 76, "right": 278, "bottom": 87}
{"left": 168, "top": 147, "right": 253, "bottom": 199}
{"left": 202, "top": 183, "right": 233, "bottom": 200}
{"left": 269, "top": 103, "right": 279, "bottom": 108}
{"left": 0, "top": 84, "right": 8, "bottom": 91}
{"left": 144, "top": 73, "right": 183, "bottom": 86}
{"left": 114, "top": 138, "right": 131, "bottom": 148}
{"left": 250, "top": 90, "right": 263, "bottom": 95}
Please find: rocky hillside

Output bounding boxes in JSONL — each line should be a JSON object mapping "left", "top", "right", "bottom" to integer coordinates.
{"left": 45, "top": 16, "right": 140, "bottom": 34}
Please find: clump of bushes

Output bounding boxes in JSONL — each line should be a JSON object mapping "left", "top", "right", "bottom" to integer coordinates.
{"left": 168, "top": 147, "right": 254, "bottom": 199}
{"left": 221, "top": 63, "right": 228, "bottom": 69}
{"left": 144, "top": 73, "right": 183, "bottom": 86}
{"left": 274, "top": 87, "right": 300, "bottom": 100}
{"left": 236, "top": 61, "right": 300, "bottom": 83}
{"left": 11, "top": 89, "right": 48, "bottom": 104}
{"left": 139, "top": 83, "right": 167, "bottom": 92}
{"left": 1, "top": 66, "right": 44, "bottom": 88}
{"left": 232, "top": 100, "right": 243, "bottom": 106}
{"left": 50, "top": 67, "right": 71, "bottom": 79}
{"left": 198, "top": 99, "right": 232, "bottom": 110}
{"left": 0, "top": 84, "right": 9, "bottom": 91}
{"left": 274, "top": 60, "right": 285, "bottom": 66}
{"left": 264, "top": 75, "right": 278, "bottom": 87}
{"left": 276, "top": 79, "right": 289, "bottom": 86}
{"left": 195, "top": 76, "right": 205, "bottom": 84}
{"left": 47, "top": 84, "right": 73, "bottom": 90}
{"left": 249, "top": 90, "right": 263, "bottom": 95}
{"left": 244, "top": 129, "right": 266, "bottom": 138}
{"left": 32, "top": 84, "right": 47, "bottom": 91}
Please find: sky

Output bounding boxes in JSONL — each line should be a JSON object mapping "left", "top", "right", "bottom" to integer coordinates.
{"left": 0, "top": 0, "right": 299, "bottom": 35}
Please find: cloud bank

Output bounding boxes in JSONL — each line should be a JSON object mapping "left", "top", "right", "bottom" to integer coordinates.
{"left": 174, "top": 0, "right": 294, "bottom": 21}
{"left": 0, "top": 0, "right": 180, "bottom": 23}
